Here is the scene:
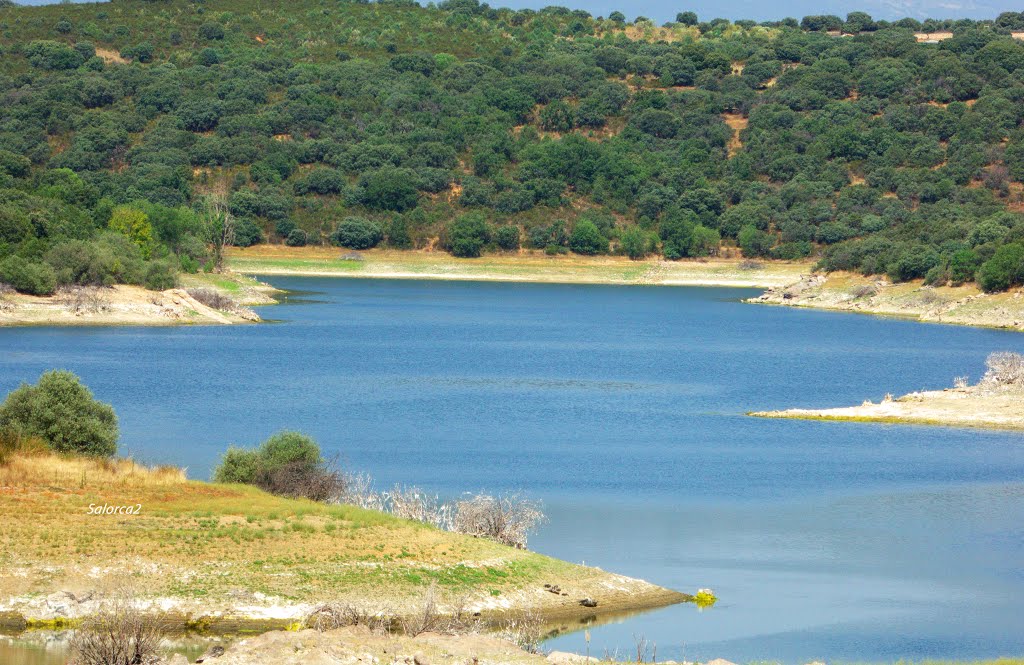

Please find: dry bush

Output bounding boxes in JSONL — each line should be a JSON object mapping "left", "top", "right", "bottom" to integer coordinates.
{"left": 58, "top": 286, "right": 111, "bottom": 314}
{"left": 305, "top": 602, "right": 393, "bottom": 633}
{"left": 982, "top": 352, "right": 1024, "bottom": 386}
{"left": 259, "top": 459, "right": 345, "bottom": 502}
{"left": 0, "top": 282, "right": 14, "bottom": 310}
{"left": 69, "top": 602, "right": 166, "bottom": 665}
{"left": 332, "top": 474, "right": 546, "bottom": 550}
{"left": 400, "top": 582, "right": 444, "bottom": 637}
{"left": 337, "top": 471, "right": 383, "bottom": 510}
{"left": 0, "top": 451, "right": 185, "bottom": 488}
{"left": 953, "top": 376, "right": 969, "bottom": 389}
{"left": 185, "top": 288, "right": 238, "bottom": 312}
{"left": 851, "top": 284, "right": 877, "bottom": 298}
{"left": 384, "top": 485, "right": 455, "bottom": 531}
{"left": 738, "top": 260, "right": 762, "bottom": 271}
{"left": 452, "top": 493, "right": 547, "bottom": 549}
{"left": 496, "top": 609, "right": 544, "bottom": 653}
{"left": 0, "top": 429, "right": 48, "bottom": 466}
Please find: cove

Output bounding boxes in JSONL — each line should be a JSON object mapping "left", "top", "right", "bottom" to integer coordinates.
{"left": 1, "top": 276, "right": 1023, "bottom": 664}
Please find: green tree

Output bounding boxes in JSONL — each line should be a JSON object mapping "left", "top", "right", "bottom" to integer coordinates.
{"left": 332, "top": 217, "right": 383, "bottom": 249}
{"left": 620, "top": 226, "right": 650, "bottom": 259}
{"left": 494, "top": 225, "right": 520, "bottom": 251}
{"left": 977, "top": 243, "right": 1024, "bottom": 292}
{"left": 738, "top": 225, "right": 774, "bottom": 258}
{"left": 688, "top": 225, "right": 721, "bottom": 257}
{"left": 108, "top": 206, "right": 155, "bottom": 259}
{"left": 213, "top": 431, "right": 337, "bottom": 501}
{"left": 0, "top": 370, "right": 118, "bottom": 457}
{"left": 569, "top": 219, "right": 608, "bottom": 255}
{"left": 447, "top": 213, "right": 490, "bottom": 258}
{"left": 360, "top": 168, "right": 419, "bottom": 212}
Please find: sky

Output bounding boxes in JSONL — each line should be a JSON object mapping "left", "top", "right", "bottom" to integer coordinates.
{"left": 10, "top": 0, "right": 1021, "bottom": 26}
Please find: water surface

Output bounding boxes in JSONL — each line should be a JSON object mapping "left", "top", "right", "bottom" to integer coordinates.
{"left": 1, "top": 277, "right": 1022, "bottom": 663}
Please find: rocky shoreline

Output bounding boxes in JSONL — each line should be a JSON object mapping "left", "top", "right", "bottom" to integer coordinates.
{"left": 748, "top": 272, "right": 1024, "bottom": 331}
{"left": 0, "top": 274, "right": 280, "bottom": 327}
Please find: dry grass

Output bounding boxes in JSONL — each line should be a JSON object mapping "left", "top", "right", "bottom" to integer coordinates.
{"left": 0, "top": 450, "right": 186, "bottom": 488}
{"left": 723, "top": 113, "right": 748, "bottom": 158}
{"left": 225, "top": 246, "right": 809, "bottom": 288}
{"left": 0, "top": 453, "right": 632, "bottom": 623}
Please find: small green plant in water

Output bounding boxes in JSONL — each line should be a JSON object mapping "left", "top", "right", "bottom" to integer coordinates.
{"left": 693, "top": 588, "right": 717, "bottom": 609}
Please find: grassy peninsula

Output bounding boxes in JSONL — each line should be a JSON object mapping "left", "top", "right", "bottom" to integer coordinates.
{"left": 0, "top": 451, "right": 687, "bottom": 632}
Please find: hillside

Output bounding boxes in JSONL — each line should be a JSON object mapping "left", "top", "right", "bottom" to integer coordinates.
{"left": 2, "top": 1, "right": 1024, "bottom": 296}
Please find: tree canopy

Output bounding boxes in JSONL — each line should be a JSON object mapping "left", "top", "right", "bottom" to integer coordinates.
{"left": 1, "top": 0, "right": 1024, "bottom": 289}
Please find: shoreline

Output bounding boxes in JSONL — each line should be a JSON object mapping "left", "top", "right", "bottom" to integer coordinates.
{"left": 748, "top": 272, "right": 1024, "bottom": 332}
{"left": 750, "top": 377, "right": 1024, "bottom": 432}
{"left": 0, "top": 274, "right": 281, "bottom": 328}
{"left": 0, "top": 453, "right": 694, "bottom": 640}
{"left": 226, "top": 246, "right": 809, "bottom": 289}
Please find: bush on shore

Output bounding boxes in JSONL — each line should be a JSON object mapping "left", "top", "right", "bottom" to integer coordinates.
{"left": 213, "top": 431, "right": 343, "bottom": 501}
{"left": 0, "top": 370, "right": 118, "bottom": 457}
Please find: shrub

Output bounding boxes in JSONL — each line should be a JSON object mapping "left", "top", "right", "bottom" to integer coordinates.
{"left": 332, "top": 217, "right": 383, "bottom": 249}
{"left": 738, "top": 225, "right": 774, "bottom": 258}
{"left": 0, "top": 370, "right": 118, "bottom": 457}
{"left": 568, "top": 219, "right": 608, "bottom": 255}
{"left": 360, "top": 168, "right": 419, "bottom": 212}
{"left": 46, "top": 235, "right": 145, "bottom": 288}
{"left": 949, "top": 249, "right": 981, "bottom": 285}
{"left": 213, "top": 446, "right": 261, "bottom": 484}
{"left": 108, "top": 205, "right": 153, "bottom": 258}
{"left": 452, "top": 493, "right": 547, "bottom": 549}
{"left": 69, "top": 600, "right": 164, "bottom": 665}
{"left": 620, "top": 226, "right": 650, "bottom": 260}
{"left": 982, "top": 351, "right": 1024, "bottom": 386}
{"left": 144, "top": 259, "right": 177, "bottom": 290}
{"left": 977, "top": 243, "right": 1024, "bottom": 292}
{"left": 233, "top": 218, "right": 265, "bottom": 247}
{"left": 186, "top": 288, "right": 239, "bottom": 312}
{"left": 213, "top": 431, "right": 342, "bottom": 501}
{"left": 447, "top": 213, "right": 489, "bottom": 258}
{"left": 198, "top": 21, "right": 225, "bottom": 40}
{"left": 688, "top": 225, "right": 720, "bottom": 257}
{"left": 494, "top": 225, "right": 520, "bottom": 251}
{"left": 0, "top": 257, "right": 57, "bottom": 296}
{"left": 285, "top": 229, "right": 308, "bottom": 247}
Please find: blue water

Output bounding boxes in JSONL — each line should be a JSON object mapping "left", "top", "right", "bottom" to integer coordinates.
{"left": 1, "top": 277, "right": 1023, "bottom": 663}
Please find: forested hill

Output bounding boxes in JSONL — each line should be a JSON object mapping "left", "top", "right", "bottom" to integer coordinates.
{"left": 3, "top": 1, "right": 1024, "bottom": 297}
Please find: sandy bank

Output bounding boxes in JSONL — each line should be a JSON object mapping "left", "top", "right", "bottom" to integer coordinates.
{"left": 0, "top": 274, "right": 280, "bottom": 327}
{"left": 751, "top": 353, "right": 1024, "bottom": 431}
{"left": 226, "top": 246, "right": 808, "bottom": 289}
{"left": 748, "top": 272, "right": 1024, "bottom": 332}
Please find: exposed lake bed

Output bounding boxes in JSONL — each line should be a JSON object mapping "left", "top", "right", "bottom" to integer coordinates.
{"left": 1, "top": 277, "right": 1023, "bottom": 664}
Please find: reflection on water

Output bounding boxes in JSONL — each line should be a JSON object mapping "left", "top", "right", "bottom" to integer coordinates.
{"left": 1, "top": 278, "right": 1023, "bottom": 664}
{"left": 0, "top": 632, "right": 220, "bottom": 665}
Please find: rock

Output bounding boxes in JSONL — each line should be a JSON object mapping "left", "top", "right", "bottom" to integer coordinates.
{"left": 578, "top": 598, "right": 597, "bottom": 608}
{"left": 413, "top": 652, "right": 430, "bottom": 665}
{"left": 547, "top": 651, "right": 599, "bottom": 664}
{"left": 164, "top": 655, "right": 191, "bottom": 665}
{"left": 196, "top": 644, "right": 226, "bottom": 662}
{"left": 45, "top": 591, "right": 77, "bottom": 617}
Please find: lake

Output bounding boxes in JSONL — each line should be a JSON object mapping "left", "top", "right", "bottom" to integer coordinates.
{"left": 2, "top": 276, "right": 1023, "bottom": 664}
